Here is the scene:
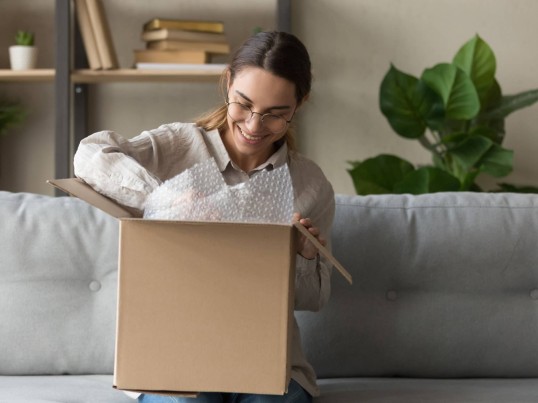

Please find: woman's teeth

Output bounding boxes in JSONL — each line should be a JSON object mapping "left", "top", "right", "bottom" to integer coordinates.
{"left": 239, "top": 127, "right": 264, "bottom": 141}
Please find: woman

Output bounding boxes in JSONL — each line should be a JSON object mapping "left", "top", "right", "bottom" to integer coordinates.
{"left": 74, "top": 31, "right": 334, "bottom": 403}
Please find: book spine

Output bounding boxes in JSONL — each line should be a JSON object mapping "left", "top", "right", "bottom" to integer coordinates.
{"left": 143, "top": 19, "right": 224, "bottom": 34}
{"left": 135, "top": 62, "right": 227, "bottom": 72}
{"left": 141, "top": 29, "right": 227, "bottom": 44}
{"left": 147, "top": 40, "right": 230, "bottom": 55}
{"left": 133, "top": 50, "right": 208, "bottom": 64}
{"left": 86, "top": 0, "right": 119, "bottom": 69}
{"left": 75, "top": 0, "right": 102, "bottom": 70}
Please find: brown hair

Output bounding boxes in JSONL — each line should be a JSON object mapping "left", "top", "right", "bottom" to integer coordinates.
{"left": 196, "top": 31, "right": 312, "bottom": 152}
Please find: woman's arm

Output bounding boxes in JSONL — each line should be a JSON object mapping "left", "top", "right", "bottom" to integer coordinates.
{"left": 292, "top": 165, "right": 335, "bottom": 312}
{"left": 74, "top": 123, "right": 201, "bottom": 210}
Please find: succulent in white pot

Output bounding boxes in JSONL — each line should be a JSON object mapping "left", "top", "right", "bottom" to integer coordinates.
{"left": 9, "top": 30, "right": 37, "bottom": 70}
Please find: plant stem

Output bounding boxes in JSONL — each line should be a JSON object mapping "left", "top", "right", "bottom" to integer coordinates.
{"left": 419, "top": 130, "right": 443, "bottom": 158}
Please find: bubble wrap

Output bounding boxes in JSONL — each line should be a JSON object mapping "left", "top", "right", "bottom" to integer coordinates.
{"left": 143, "top": 158, "right": 294, "bottom": 224}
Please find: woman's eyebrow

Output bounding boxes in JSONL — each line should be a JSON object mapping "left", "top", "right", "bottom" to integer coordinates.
{"left": 234, "top": 90, "right": 291, "bottom": 110}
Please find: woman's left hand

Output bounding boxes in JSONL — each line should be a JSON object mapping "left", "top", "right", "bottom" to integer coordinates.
{"left": 293, "top": 212, "right": 326, "bottom": 260}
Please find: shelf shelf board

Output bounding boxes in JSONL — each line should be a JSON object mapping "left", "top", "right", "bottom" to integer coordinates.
{"left": 0, "top": 68, "right": 226, "bottom": 83}
{"left": 72, "top": 68, "right": 225, "bottom": 83}
{"left": 0, "top": 69, "right": 55, "bottom": 82}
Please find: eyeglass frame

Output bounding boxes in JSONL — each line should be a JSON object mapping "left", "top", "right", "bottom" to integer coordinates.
{"left": 225, "top": 99, "right": 296, "bottom": 134}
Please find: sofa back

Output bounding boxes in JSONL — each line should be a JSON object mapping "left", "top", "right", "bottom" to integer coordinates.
{"left": 297, "top": 192, "right": 538, "bottom": 379}
{"left": 0, "top": 191, "right": 118, "bottom": 375}
{"left": 4, "top": 190, "right": 538, "bottom": 379}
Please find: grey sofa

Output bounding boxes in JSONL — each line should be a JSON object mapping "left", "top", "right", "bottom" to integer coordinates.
{"left": 2, "top": 190, "right": 538, "bottom": 402}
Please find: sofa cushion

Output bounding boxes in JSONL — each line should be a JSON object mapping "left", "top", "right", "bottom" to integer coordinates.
{"left": 0, "top": 375, "right": 133, "bottom": 402}
{"left": 297, "top": 192, "right": 538, "bottom": 378}
{"left": 315, "top": 378, "right": 538, "bottom": 403}
{"left": 0, "top": 191, "right": 118, "bottom": 375}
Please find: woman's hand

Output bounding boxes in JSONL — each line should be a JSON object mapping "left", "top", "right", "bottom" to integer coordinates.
{"left": 293, "top": 212, "right": 326, "bottom": 260}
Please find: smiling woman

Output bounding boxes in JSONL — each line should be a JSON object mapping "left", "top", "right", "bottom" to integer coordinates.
{"left": 73, "top": 31, "right": 336, "bottom": 403}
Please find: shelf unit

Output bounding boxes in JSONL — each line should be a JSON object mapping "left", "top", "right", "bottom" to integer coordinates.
{"left": 2, "top": 0, "right": 291, "bottom": 191}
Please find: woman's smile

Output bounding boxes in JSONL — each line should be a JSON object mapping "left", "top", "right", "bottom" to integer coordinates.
{"left": 237, "top": 124, "right": 269, "bottom": 144}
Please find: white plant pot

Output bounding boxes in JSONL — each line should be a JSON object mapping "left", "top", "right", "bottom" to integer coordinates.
{"left": 9, "top": 45, "right": 38, "bottom": 70}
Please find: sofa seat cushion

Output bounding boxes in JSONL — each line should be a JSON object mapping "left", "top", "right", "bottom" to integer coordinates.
{"left": 316, "top": 378, "right": 538, "bottom": 402}
{"left": 0, "top": 375, "right": 133, "bottom": 403}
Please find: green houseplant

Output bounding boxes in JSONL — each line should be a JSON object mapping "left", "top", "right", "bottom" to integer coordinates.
{"left": 0, "top": 101, "right": 25, "bottom": 137}
{"left": 348, "top": 35, "right": 538, "bottom": 194}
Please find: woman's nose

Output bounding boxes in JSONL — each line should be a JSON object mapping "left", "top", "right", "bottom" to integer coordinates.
{"left": 245, "top": 113, "right": 264, "bottom": 133}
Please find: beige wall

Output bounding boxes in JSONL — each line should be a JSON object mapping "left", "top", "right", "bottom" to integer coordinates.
{"left": 2, "top": 0, "right": 538, "bottom": 196}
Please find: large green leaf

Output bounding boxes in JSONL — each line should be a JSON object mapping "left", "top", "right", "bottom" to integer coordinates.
{"left": 453, "top": 35, "right": 496, "bottom": 104}
{"left": 379, "top": 65, "right": 441, "bottom": 139}
{"left": 394, "top": 167, "right": 461, "bottom": 194}
{"left": 450, "top": 135, "right": 493, "bottom": 171}
{"left": 467, "top": 126, "right": 500, "bottom": 143}
{"left": 450, "top": 135, "right": 513, "bottom": 178}
{"left": 421, "top": 63, "right": 480, "bottom": 120}
{"left": 479, "top": 79, "right": 502, "bottom": 112}
{"left": 478, "top": 143, "right": 513, "bottom": 177}
{"left": 441, "top": 131, "right": 469, "bottom": 146}
{"left": 347, "top": 154, "right": 415, "bottom": 195}
{"left": 482, "top": 89, "right": 538, "bottom": 120}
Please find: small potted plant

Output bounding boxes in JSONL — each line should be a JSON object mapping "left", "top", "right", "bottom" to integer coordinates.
{"left": 9, "top": 30, "right": 37, "bottom": 70}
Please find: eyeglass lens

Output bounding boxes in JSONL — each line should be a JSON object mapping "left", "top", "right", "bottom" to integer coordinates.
{"left": 227, "top": 102, "right": 288, "bottom": 134}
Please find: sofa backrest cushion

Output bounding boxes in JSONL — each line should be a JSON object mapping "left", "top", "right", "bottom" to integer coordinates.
{"left": 297, "top": 192, "right": 538, "bottom": 379}
{"left": 0, "top": 191, "right": 118, "bottom": 375}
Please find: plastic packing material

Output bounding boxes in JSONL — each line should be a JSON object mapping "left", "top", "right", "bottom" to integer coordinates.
{"left": 143, "top": 157, "right": 294, "bottom": 224}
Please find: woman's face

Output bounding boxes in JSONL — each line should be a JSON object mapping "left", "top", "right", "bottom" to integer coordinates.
{"left": 223, "top": 67, "right": 297, "bottom": 172}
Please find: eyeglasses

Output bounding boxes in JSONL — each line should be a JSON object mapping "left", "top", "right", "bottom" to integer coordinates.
{"left": 226, "top": 101, "right": 293, "bottom": 134}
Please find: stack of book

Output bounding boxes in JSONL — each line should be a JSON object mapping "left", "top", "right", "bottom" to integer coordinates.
{"left": 134, "top": 18, "right": 230, "bottom": 70}
{"left": 75, "top": 0, "right": 119, "bottom": 70}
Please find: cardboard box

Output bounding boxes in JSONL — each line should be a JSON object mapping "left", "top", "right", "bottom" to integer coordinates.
{"left": 48, "top": 178, "right": 351, "bottom": 396}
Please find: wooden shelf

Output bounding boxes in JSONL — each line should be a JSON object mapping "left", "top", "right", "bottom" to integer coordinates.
{"left": 71, "top": 68, "right": 225, "bottom": 83}
{"left": 0, "top": 68, "right": 225, "bottom": 83}
{"left": 0, "top": 69, "right": 55, "bottom": 82}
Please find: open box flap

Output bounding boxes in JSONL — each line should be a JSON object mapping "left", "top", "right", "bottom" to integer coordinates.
{"left": 293, "top": 221, "right": 353, "bottom": 285}
{"left": 47, "top": 178, "right": 140, "bottom": 218}
{"left": 48, "top": 178, "right": 352, "bottom": 284}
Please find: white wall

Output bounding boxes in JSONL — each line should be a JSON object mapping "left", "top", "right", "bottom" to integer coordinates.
{"left": 2, "top": 0, "right": 538, "bottom": 196}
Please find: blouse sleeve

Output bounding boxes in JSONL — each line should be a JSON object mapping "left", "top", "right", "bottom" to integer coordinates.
{"left": 73, "top": 123, "right": 198, "bottom": 210}
{"left": 292, "top": 159, "right": 335, "bottom": 312}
